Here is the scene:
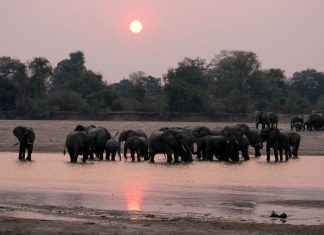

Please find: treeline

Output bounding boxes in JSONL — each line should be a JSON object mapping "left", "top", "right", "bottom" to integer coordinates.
{"left": 1, "top": 50, "right": 324, "bottom": 118}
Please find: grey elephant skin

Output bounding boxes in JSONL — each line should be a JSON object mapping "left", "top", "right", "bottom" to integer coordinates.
{"left": 204, "top": 135, "right": 228, "bottom": 161}
{"left": 221, "top": 126, "right": 244, "bottom": 162}
{"left": 255, "top": 111, "right": 270, "bottom": 129}
{"left": 105, "top": 139, "right": 119, "bottom": 161}
{"left": 269, "top": 112, "right": 278, "bottom": 128}
{"left": 118, "top": 129, "right": 147, "bottom": 157}
{"left": 260, "top": 127, "right": 290, "bottom": 162}
{"left": 124, "top": 136, "right": 148, "bottom": 161}
{"left": 74, "top": 125, "right": 112, "bottom": 160}
{"left": 290, "top": 116, "right": 304, "bottom": 130}
{"left": 236, "top": 124, "right": 263, "bottom": 157}
{"left": 189, "top": 126, "right": 222, "bottom": 159}
{"left": 306, "top": 113, "right": 324, "bottom": 131}
{"left": 285, "top": 131, "right": 301, "bottom": 158}
{"left": 13, "top": 126, "right": 35, "bottom": 161}
{"left": 64, "top": 131, "right": 94, "bottom": 163}
{"left": 149, "top": 128, "right": 194, "bottom": 163}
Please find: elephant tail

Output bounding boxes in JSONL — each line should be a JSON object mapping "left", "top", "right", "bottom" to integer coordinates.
{"left": 63, "top": 143, "right": 67, "bottom": 155}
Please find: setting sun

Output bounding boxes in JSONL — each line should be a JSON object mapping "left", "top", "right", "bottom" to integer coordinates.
{"left": 129, "top": 20, "right": 143, "bottom": 34}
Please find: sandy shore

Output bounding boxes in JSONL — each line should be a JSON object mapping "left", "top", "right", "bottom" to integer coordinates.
{"left": 1, "top": 203, "right": 324, "bottom": 235}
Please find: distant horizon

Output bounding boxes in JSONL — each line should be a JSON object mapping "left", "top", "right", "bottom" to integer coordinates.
{"left": 1, "top": 0, "right": 323, "bottom": 83}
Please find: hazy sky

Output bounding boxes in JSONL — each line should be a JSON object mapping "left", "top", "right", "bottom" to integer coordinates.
{"left": 0, "top": 0, "right": 323, "bottom": 83}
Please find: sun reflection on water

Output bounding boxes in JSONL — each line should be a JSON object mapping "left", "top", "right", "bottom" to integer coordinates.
{"left": 125, "top": 183, "right": 145, "bottom": 211}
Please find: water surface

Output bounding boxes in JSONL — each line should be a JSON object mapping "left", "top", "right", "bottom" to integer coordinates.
{"left": 0, "top": 152, "right": 323, "bottom": 225}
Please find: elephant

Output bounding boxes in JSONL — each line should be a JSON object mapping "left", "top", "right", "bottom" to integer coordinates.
{"left": 13, "top": 126, "right": 35, "bottom": 161}
{"left": 124, "top": 136, "right": 148, "bottom": 161}
{"left": 284, "top": 131, "right": 301, "bottom": 158}
{"left": 255, "top": 111, "right": 270, "bottom": 129}
{"left": 221, "top": 126, "right": 244, "bottom": 162}
{"left": 239, "top": 135, "right": 250, "bottom": 160}
{"left": 87, "top": 127, "right": 112, "bottom": 160}
{"left": 260, "top": 127, "right": 290, "bottom": 162}
{"left": 74, "top": 125, "right": 96, "bottom": 132}
{"left": 269, "top": 112, "right": 278, "bottom": 128}
{"left": 105, "top": 139, "right": 120, "bottom": 161}
{"left": 118, "top": 129, "right": 147, "bottom": 156}
{"left": 188, "top": 126, "right": 222, "bottom": 159}
{"left": 64, "top": 131, "right": 94, "bottom": 163}
{"left": 290, "top": 116, "right": 304, "bottom": 130}
{"left": 148, "top": 128, "right": 194, "bottom": 163}
{"left": 306, "top": 113, "right": 324, "bottom": 131}
{"left": 205, "top": 135, "right": 228, "bottom": 161}
{"left": 291, "top": 122, "right": 304, "bottom": 132}
{"left": 236, "top": 124, "right": 263, "bottom": 157}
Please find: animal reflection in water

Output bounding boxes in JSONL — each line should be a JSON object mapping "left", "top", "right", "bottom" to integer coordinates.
{"left": 125, "top": 183, "right": 145, "bottom": 211}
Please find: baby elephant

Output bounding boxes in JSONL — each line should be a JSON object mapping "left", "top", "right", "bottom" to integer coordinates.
{"left": 124, "top": 136, "right": 148, "bottom": 161}
{"left": 106, "top": 139, "right": 120, "bottom": 161}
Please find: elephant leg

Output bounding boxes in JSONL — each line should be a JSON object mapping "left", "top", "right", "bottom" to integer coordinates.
{"left": 131, "top": 149, "right": 135, "bottom": 161}
{"left": 22, "top": 147, "right": 26, "bottom": 160}
{"left": 26, "top": 145, "right": 33, "bottom": 161}
{"left": 149, "top": 153, "right": 155, "bottom": 163}
{"left": 106, "top": 150, "right": 110, "bottom": 160}
{"left": 254, "top": 147, "right": 261, "bottom": 157}
{"left": 99, "top": 151, "right": 104, "bottom": 160}
{"left": 82, "top": 153, "right": 87, "bottom": 163}
{"left": 279, "top": 149, "right": 283, "bottom": 161}
{"left": 166, "top": 149, "right": 173, "bottom": 163}
{"left": 89, "top": 152, "right": 94, "bottom": 160}
{"left": 266, "top": 144, "right": 271, "bottom": 161}
{"left": 242, "top": 149, "right": 250, "bottom": 160}
{"left": 196, "top": 146, "right": 202, "bottom": 159}
{"left": 285, "top": 147, "right": 289, "bottom": 161}
{"left": 18, "top": 144, "right": 23, "bottom": 160}
{"left": 112, "top": 150, "right": 117, "bottom": 161}
{"left": 274, "top": 145, "right": 279, "bottom": 162}
{"left": 136, "top": 150, "right": 141, "bottom": 162}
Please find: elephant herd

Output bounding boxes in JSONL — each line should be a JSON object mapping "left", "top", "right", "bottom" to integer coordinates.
{"left": 291, "top": 110, "right": 324, "bottom": 132}
{"left": 12, "top": 124, "right": 302, "bottom": 163}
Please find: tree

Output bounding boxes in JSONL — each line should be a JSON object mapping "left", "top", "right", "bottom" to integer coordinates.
{"left": 209, "top": 50, "right": 261, "bottom": 96}
{"left": 28, "top": 57, "right": 52, "bottom": 99}
{"left": 0, "top": 57, "right": 29, "bottom": 112}
{"left": 290, "top": 69, "right": 324, "bottom": 104}
{"left": 164, "top": 57, "right": 208, "bottom": 112}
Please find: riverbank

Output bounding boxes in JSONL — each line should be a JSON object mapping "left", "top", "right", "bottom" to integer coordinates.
{"left": 1, "top": 120, "right": 323, "bottom": 155}
{"left": 1, "top": 203, "right": 324, "bottom": 235}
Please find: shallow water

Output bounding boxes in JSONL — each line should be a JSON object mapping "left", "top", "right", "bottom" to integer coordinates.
{"left": 0, "top": 152, "right": 324, "bottom": 225}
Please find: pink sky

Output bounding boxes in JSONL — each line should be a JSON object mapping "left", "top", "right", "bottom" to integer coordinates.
{"left": 0, "top": 0, "right": 323, "bottom": 82}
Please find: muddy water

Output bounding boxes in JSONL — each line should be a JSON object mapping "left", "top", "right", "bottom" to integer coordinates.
{"left": 0, "top": 152, "right": 323, "bottom": 225}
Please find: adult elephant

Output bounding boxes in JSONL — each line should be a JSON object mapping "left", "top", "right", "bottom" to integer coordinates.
{"left": 290, "top": 116, "right": 304, "bottom": 130}
{"left": 255, "top": 111, "right": 270, "bottom": 129}
{"left": 64, "top": 131, "right": 94, "bottom": 163}
{"left": 236, "top": 124, "right": 263, "bottom": 157}
{"left": 87, "top": 127, "right": 111, "bottom": 160}
{"left": 307, "top": 113, "right": 324, "bottom": 131}
{"left": 149, "top": 128, "right": 194, "bottom": 163}
{"left": 260, "top": 127, "right": 290, "bottom": 162}
{"left": 124, "top": 136, "right": 148, "bottom": 161}
{"left": 221, "top": 126, "right": 244, "bottom": 162}
{"left": 188, "top": 126, "right": 221, "bottom": 159}
{"left": 13, "top": 126, "right": 35, "bottom": 161}
{"left": 205, "top": 135, "right": 228, "bottom": 161}
{"left": 284, "top": 131, "right": 301, "bottom": 158}
{"left": 269, "top": 112, "right": 278, "bottom": 128}
{"left": 291, "top": 122, "right": 304, "bottom": 132}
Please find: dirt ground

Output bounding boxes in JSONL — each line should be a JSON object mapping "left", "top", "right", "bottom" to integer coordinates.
{"left": 1, "top": 119, "right": 323, "bottom": 155}
{"left": 0, "top": 203, "right": 324, "bottom": 235}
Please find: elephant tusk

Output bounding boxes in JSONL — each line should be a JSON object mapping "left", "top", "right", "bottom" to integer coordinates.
{"left": 28, "top": 141, "right": 33, "bottom": 145}
{"left": 181, "top": 144, "right": 186, "bottom": 152}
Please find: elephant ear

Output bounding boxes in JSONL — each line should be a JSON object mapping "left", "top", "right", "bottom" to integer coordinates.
{"left": 268, "top": 128, "right": 280, "bottom": 142}
{"left": 13, "top": 126, "right": 26, "bottom": 142}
